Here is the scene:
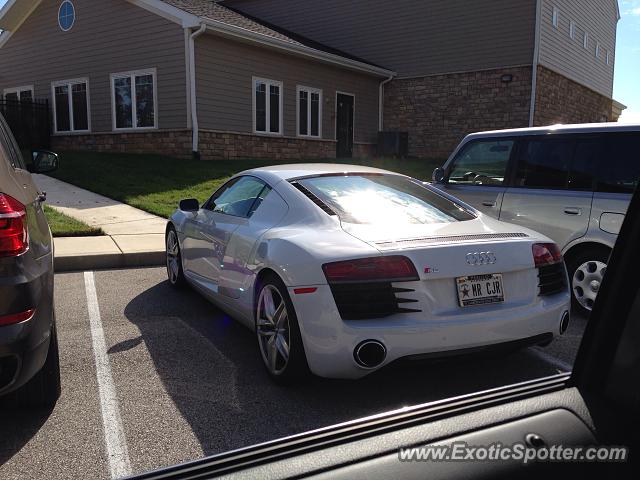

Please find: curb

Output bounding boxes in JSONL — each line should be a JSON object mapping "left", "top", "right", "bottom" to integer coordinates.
{"left": 54, "top": 250, "right": 165, "bottom": 272}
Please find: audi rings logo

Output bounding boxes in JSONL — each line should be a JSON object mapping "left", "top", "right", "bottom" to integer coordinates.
{"left": 466, "top": 251, "right": 497, "bottom": 266}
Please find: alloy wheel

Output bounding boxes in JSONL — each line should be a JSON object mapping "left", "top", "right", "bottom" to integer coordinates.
{"left": 572, "top": 260, "right": 607, "bottom": 311}
{"left": 166, "top": 230, "right": 180, "bottom": 284}
{"left": 256, "top": 285, "right": 291, "bottom": 375}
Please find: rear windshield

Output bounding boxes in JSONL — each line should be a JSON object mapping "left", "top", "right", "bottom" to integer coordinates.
{"left": 297, "top": 174, "right": 476, "bottom": 225}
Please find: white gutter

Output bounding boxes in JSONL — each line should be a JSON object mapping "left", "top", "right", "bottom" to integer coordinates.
{"left": 378, "top": 74, "right": 395, "bottom": 131}
{"left": 200, "top": 20, "right": 394, "bottom": 78}
{"left": 189, "top": 23, "right": 207, "bottom": 157}
{"left": 529, "top": 0, "right": 542, "bottom": 127}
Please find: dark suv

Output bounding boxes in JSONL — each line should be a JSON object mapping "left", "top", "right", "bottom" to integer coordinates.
{"left": 0, "top": 112, "right": 61, "bottom": 407}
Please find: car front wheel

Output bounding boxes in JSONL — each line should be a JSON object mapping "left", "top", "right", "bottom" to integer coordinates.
{"left": 166, "top": 227, "right": 186, "bottom": 288}
{"left": 255, "top": 275, "right": 309, "bottom": 384}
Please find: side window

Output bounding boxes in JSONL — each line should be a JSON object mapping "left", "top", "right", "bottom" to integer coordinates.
{"left": 448, "top": 139, "right": 514, "bottom": 186}
{"left": 0, "top": 116, "right": 25, "bottom": 170}
{"left": 513, "top": 137, "right": 574, "bottom": 189}
{"left": 596, "top": 133, "right": 640, "bottom": 194}
{"left": 209, "top": 176, "right": 270, "bottom": 218}
{"left": 569, "top": 136, "right": 604, "bottom": 191}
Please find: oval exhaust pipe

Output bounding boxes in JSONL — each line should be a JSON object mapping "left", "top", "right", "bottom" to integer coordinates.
{"left": 354, "top": 340, "right": 387, "bottom": 369}
{"left": 559, "top": 311, "right": 570, "bottom": 335}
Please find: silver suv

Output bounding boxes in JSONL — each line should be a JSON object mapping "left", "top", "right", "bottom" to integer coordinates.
{"left": 0, "top": 112, "right": 61, "bottom": 407}
{"left": 432, "top": 123, "right": 640, "bottom": 315}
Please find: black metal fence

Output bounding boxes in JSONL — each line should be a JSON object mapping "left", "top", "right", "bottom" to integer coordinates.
{"left": 0, "top": 98, "right": 51, "bottom": 150}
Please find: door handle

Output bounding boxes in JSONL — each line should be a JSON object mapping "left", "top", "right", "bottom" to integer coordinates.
{"left": 563, "top": 207, "right": 581, "bottom": 215}
{"left": 482, "top": 201, "right": 496, "bottom": 207}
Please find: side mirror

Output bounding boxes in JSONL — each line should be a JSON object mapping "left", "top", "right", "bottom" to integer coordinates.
{"left": 179, "top": 198, "right": 199, "bottom": 212}
{"left": 432, "top": 167, "right": 445, "bottom": 183}
{"left": 29, "top": 150, "right": 59, "bottom": 174}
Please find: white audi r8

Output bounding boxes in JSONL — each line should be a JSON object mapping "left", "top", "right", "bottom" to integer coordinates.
{"left": 166, "top": 164, "right": 570, "bottom": 382}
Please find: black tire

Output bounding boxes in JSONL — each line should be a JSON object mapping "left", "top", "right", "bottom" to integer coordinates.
{"left": 566, "top": 246, "right": 610, "bottom": 317}
{"left": 13, "top": 321, "right": 61, "bottom": 408}
{"left": 166, "top": 226, "right": 186, "bottom": 288}
{"left": 255, "top": 274, "right": 310, "bottom": 385}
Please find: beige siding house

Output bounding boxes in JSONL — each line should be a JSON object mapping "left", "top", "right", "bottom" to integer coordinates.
{"left": 0, "top": 0, "right": 624, "bottom": 160}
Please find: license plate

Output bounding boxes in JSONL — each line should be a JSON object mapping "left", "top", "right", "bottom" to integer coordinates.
{"left": 456, "top": 274, "right": 504, "bottom": 307}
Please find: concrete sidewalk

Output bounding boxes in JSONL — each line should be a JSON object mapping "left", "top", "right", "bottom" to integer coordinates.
{"left": 34, "top": 175, "right": 167, "bottom": 271}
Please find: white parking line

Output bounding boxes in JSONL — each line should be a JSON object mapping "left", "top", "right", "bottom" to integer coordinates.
{"left": 528, "top": 347, "right": 573, "bottom": 373}
{"left": 84, "top": 271, "right": 132, "bottom": 479}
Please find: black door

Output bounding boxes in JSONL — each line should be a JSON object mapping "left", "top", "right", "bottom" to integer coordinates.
{"left": 336, "top": 93, "right": 354, "bottom": 158}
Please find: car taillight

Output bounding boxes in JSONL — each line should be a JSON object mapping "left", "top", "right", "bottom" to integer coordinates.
{"left": 532, "top": 242, "right": 562, "bottom": 267}
{"left": 0, "top": 193, "right": 28, "bottom": 257}
{"left": 322, "top": 256, "right": 419, "bottom": 283}
{"left": 0, "top": 309, "right": 35, "bottom": 326}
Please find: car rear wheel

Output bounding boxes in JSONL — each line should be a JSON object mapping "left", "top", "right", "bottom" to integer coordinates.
{"left": 12, "top": 320, "right": 61, "bottom": 408}
{"left": 255, "top": 275, "right": 309, "bottom": 384}
{"left": 567, "top": 247, "right": 610, "bottom": 316}
{"left": 166, "top": 227, "right": 186, "bottom": 288}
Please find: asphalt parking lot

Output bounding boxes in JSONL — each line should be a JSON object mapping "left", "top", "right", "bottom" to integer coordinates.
{"left": 0, "top": 267, "right": 587, "bottom": 480}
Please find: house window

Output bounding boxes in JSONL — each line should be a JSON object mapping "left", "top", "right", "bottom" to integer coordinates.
{"left": 3, "top": 86, "right": 34, "bottom": 102}
{"left": 52, "top": 79, "right": 89, "bottom": 133}
{"left": 58, "top": 1, "right": 75, "bottom": 31}
{"left": 595, "top": 42, "right": 600, "bottom": 58}
{"left": 552, "top": 7, "right": 559, "bottom": 28}
{"left": 111, "top": 70, "right": 157, "bottom": 130}
{"left": 297, "top": 86, "right": 322, "bottom": 138}
{"left": 606, "top": 50, "right": 611, "bottom": 65}
{"left": 583, "top": 32, "right": 589, "bottom": 49}
{"left": 253, "top": 77, "right": 282, "bottom": 135}
{"left": 569, "top": 21, "right": 576, "bottom": 40}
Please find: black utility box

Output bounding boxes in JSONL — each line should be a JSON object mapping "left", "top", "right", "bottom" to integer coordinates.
{"left": 377, "top": 131, "right": 409, "bottom": 158}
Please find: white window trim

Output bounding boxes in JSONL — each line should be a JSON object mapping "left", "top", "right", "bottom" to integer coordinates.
{"left": 58, "top": 0, "right": 76, "bottom": 32}
{"left": 606, "top": 50, "right": 611, "bottom": 66}
{"left": 595, "top": 41, "right": 600, "bottom": 58}
{"left": 296, "top": 85, "right": 323, "bottom": 138}
{"left": 569, "top": 21, "right": 576, "bottom": 40}
{"left": 552, "top": 7, "right": 559, "bottom": 28}
{"left": 51, "top": 78, "right": 91, "bottom": 134}
{"left": 3, "top": 85, "right": 34, "bottom": 99}
{"left": 252, "top": 76, "right": 283, "bottom": 136}
{"left": 583, "top": 32, "right": 589, "bottom": 49}
{"left": 110, "top": 68, "right": 158, "bottom": 131}
{"left": 334, "top": 90, "right": 356, "bottom": 145}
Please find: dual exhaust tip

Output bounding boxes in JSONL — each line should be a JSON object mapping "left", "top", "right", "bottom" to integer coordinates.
{"left": 354, "top": 340, "right": 387, "bottom": 369}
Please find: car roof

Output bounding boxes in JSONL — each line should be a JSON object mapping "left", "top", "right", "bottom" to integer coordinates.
{"left": 464, "top": 122, "right": 640, "bottom": 140}
{"left": 239, "top": 163, "right": 398, "bottom": 182}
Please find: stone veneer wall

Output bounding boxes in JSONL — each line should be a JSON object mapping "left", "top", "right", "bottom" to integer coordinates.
{"left": 51, "top": 129, "right": 340, "bottom": 160}
{"left": 383, "top": 66, "right": 533, "bottom": 159}
{"left": 534, "top": 65, "right": 613, "bottom": 126}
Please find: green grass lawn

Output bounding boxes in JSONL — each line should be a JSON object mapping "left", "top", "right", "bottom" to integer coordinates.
{"left": 43, "top": 205, "right": 104, "bottom": 237}
{"left": 49, "top": 152, "right": 443, "bottom": 218}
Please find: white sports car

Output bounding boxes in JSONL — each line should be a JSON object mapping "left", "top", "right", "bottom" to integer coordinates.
{"left": 166, "top": 164, "right": 570, "bottom": 381}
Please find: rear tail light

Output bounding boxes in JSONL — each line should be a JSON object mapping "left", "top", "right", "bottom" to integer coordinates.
{"left": 532, "top": 243, "right": 562, "bottom": 268}
{"left": 0, "top": 308, "right": 35, "bottom": 326}
{"left": 322, "top": 256, "right": 419, "bottom": 284}
{"left": 0, "top": 194, "right": 28, "bottom": 257}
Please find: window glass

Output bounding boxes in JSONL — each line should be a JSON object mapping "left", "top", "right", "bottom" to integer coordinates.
{"left": 72, "top": 82, "right": 88, "bottom": 131}
{"left": 310, "top": 92, "right": 320, "bottom": 137}
{"left": 299, "top": 90, "right": 308, "bottom": 136}
{"left": 298, "top": 174, "right": 475, "bottom": 225}
{"left": 569, "top": 137, "right": 603, "bottom": 191}
{"left": 54, "top": 85, "right": 71, "bottom": 132}
{"left": 211, "top": 176, "right": 269, "bottom": 217}
{"left": 135, "top": 74, "right": 155, "bottom": 128}
{"left": 269, "top": 84, "right": 280, "bottom": 133}
{"left": 448, "top": 139, "right": 513, "bottom": 186}
{"left": 114, "top": 76, "right": 133, "bottom": 129}
{"left": 596, "top": 133, "right": 640, "bottom": 194}
{"left": 58, "top": 1, "right": 75, "bottom": 31}
{"left": 255, "top": 82, "right": 266, "bottom": 132}
{"left": 4, "top": 92, "right": 18, "bottom": 102}
{"left": 19, "top": 90, "right": 32, "bottom": 103}
{"left": 514, "top": 137, "right": 574, "bottom": 189}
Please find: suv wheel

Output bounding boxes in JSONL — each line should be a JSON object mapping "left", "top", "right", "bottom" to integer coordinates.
{"left": 567, "top": 247, "right": 610, "bottom": 316}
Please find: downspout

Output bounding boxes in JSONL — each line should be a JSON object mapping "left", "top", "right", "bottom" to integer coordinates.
{"left": 189, "top": 23, "right": 207, "bottom": 159}
{"left": 529, "top": 0, "right": 542, "bottom": 127}
{"left": 378, "top": 74, "right": 395, "bottom": 131}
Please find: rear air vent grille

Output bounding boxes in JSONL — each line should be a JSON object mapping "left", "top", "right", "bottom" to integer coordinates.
{"left": 329, "top": 282, "right": 421, "bottom": 320}
{"left": 375, "top": 232, "right": 529, "bottom": 249}
{"left": 291, "top": 182, "right": 336, "bottom": 216}
{"left": 538, "top": 263, "right": 567, "bottom": 296}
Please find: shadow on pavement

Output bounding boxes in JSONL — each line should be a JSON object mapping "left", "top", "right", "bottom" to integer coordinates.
{"left": 0, "top": 405, "right": 53, "bottom": 465}
{"left": 122, "top": 280, "right": 575, "bottom": 457}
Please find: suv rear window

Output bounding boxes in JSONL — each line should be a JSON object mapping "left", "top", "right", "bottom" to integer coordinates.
{"left": 297, "top": 174, "right": 476, "bottom": 225}
{"left": 597, "top": 133, "right": 640, "bottom": 194}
